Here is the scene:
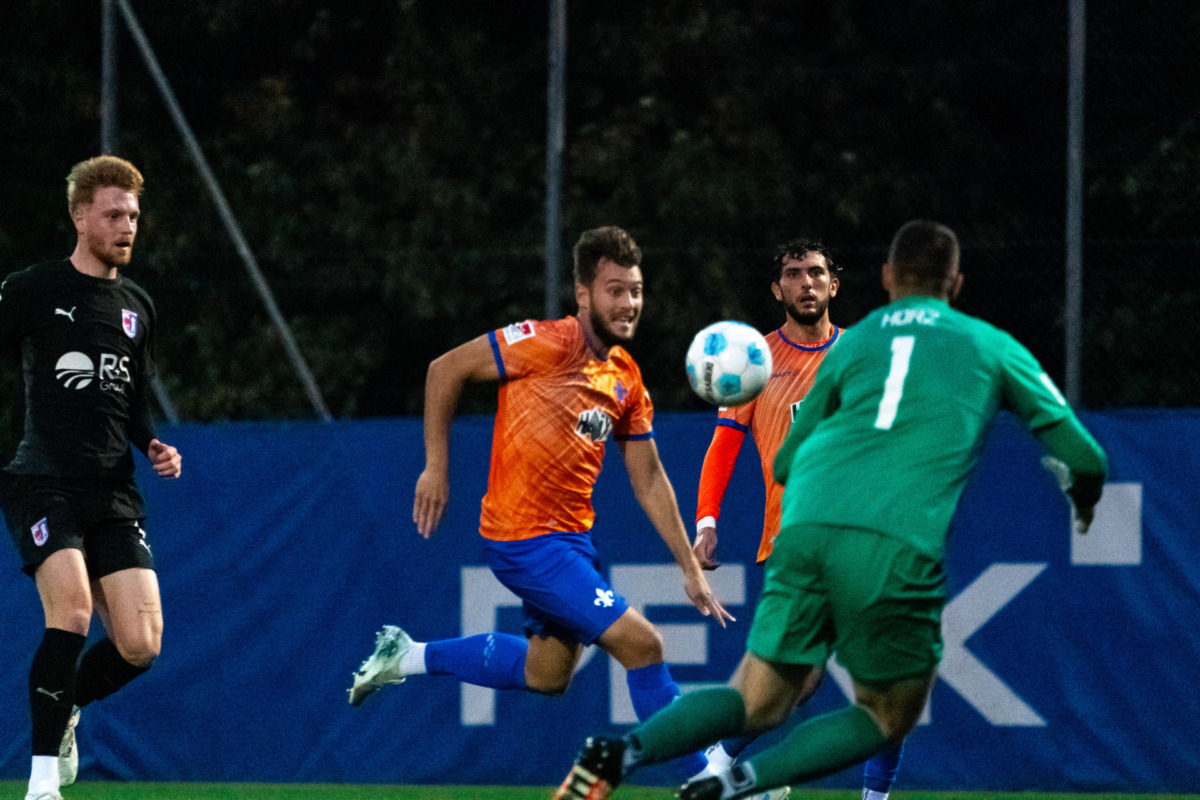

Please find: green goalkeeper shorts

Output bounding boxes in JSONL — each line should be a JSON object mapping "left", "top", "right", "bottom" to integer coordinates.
{"left": 747, "top": 523, "right": 946, "bottom": 685}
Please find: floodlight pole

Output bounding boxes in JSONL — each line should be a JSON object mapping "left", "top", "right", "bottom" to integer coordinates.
{"left": 100, "top": 0, "right": 118, "bottom": 154}
{"left": 1064, "top": 0, "right": 1086, "bottom": 407}
{"left": 116, "top": 0, "right": 332, "bottom": 421}
{"left": 544, "top": 0, "right": 566, "bottom": 320}
{"left": 101, "top": 0, "right": 181, "bottom": 423}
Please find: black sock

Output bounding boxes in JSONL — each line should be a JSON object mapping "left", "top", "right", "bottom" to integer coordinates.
{"left": 74, "top": 637, "right": 152, "bottom": 707}
{"left": 30, "top": 628, "right": 86, "bottom": 755}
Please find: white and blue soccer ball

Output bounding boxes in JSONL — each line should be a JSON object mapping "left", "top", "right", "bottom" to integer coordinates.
{"left": 685, "top": 321, "right": 773, "bottom": 407}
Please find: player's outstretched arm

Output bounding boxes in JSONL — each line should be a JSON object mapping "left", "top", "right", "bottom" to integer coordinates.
{"left": 413, "top": 335, "right": 499, "bottom": 538}
{"left": 147, "top": 439, "right": 181, "bottom": 479}
{"left": 694, "top": 424, "right": 746, "bottom": 570}
{"left": 619, "top": 438, "right": 735, "bottom": 627}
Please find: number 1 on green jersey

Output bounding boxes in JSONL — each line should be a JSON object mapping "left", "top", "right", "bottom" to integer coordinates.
{"left": 874, "top": 335, "right": 915, "bottom": 430}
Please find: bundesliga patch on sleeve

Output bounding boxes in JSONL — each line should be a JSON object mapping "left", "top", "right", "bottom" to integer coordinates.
{"left": 502, "top": 320, "right": 536, "bottom": 345}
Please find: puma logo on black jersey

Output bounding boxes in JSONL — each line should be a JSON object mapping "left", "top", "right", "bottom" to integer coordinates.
{"left": 55, "top": 306, "right": 76, "bottom": 322}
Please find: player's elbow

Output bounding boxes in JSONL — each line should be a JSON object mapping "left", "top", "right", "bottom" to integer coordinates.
{"left": 425, "top": 353, "right": 457, "bottom": 390}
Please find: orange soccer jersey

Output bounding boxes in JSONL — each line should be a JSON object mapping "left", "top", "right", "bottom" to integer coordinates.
{"left": 696, "top": 325, "right": 839, "bottom": 562}
{"left": 478, "top": 316, "right": 654, "bottom": 542}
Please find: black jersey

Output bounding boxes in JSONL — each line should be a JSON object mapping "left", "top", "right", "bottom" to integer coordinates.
{"left": 0, "top": 259, "right": 158, "bottom": 479}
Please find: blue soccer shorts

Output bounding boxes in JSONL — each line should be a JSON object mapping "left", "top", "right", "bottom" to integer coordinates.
{"left": 483, "top": 531, "right": 628, "bottom": 646}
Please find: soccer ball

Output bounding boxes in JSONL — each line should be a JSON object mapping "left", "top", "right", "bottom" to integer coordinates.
{"left": 685, "top": 321, "right": 773, "bottom": 406}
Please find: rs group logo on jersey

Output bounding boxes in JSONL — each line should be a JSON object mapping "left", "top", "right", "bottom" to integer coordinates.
{"left": 54, "top": 351, "right": 133, "bottom": 392}
{"left": 55, "top": 352, "right": 95, "bottom": 389}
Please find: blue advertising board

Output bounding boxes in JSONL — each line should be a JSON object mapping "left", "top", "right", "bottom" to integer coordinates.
{"left": 0, "top": 410, "right": 1196, "bottom": 792}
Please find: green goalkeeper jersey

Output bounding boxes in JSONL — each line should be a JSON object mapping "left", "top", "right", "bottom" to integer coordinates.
{"left": 774, "top": 295, "right": 1097, "bottom": 561}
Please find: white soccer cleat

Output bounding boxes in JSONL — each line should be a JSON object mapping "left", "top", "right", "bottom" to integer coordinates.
{"left": 26, "top": 792, "right": 63, "bottom": 800}
{"left": 688, "top": 745, "right": 788, "bottom": 800}
{"left": 703, "top": 742, "right": 734, "bottom": 772}
{"left": 348, "top": 625, "right": 413, "bottom": 706}
{"left": 59, "top": 705, "right": 81, "bottom": 787}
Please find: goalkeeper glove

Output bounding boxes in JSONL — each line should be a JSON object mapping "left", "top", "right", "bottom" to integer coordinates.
{"left": 1041, "top": 455, "right": 1095, "bottom": 535}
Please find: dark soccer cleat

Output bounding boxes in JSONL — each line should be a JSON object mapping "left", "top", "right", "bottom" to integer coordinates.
{"left": 554, "top": 736, "right": 626, "bottom": 800}
{"left": 679, "top": 776, "right": 724, "bottom": 800}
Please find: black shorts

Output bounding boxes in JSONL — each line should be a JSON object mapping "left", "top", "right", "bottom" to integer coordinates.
{"left": 2, "top": 473, "right": 154, "bottom": 579}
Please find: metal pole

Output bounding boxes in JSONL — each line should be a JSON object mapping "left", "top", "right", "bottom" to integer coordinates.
{"left": 100, "top": 0, "right": 118, "bottom": 154}
{"left": 544, "top": 0, "right": 566, "bottom": 320}
{"left": 116, "top": 0, "right": 333, "bottom": 421}
{"left": 102, "top": 0, "right": 179, "bottom": 422}
{"left": 1065, "top": 0, "right": 1086, "bottom": 407}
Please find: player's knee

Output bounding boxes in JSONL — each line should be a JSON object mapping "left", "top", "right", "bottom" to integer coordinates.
{"left": 522, "top": 652, "right": 574, "bottom": 696}
{"left": 796, "top": 665, "right": 826, "bottom": 705}
{"left": 598, "top": 610, "right": 665, "bottom": 669}
{"left": 742, "top": 698, "right": 793, "bottom": 733}
{"left": 638, "top": 633, "right": 664, "bottom": 665}
{"left": 52, "top": 606, "right": 93, "bottom": 636}
{"left": 116, "top": 636, "right": 161, "bottom": 668}
{"left": 524, "top": 663, "right": 572, "bottom": 696}
{"left": 527, "top": 674, "right": 571, "bottom": 696}
{"left": 853, "top": 679, "right": 929, "bottom": 741}
{"left": 627, "top": 620, "right": 664, "bottom": 660}
{"left": 124, "top": 648, "right": 158, "bottom": 669}
{"left": 41, "top": 579, "right": 94, "bottom": 634}
{"left": 614, "top": 627, "right": 664, "bottom": 670}
{"left": 877, "top": 711, "right": 919, "bottom": 742}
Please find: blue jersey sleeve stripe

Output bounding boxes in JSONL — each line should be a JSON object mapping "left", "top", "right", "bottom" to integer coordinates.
{"left": 615, "top": 431, "right": 655, "bottom": 441}
{"left": 716, "top": 418, "right": 750, "bottom": 433}
{"left": 487, "top": 330, "right": 507, "bottom": 381}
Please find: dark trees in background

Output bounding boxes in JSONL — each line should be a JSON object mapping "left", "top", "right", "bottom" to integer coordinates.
{"left": 1, "top": 1, "right": 1196, "bottom": 420}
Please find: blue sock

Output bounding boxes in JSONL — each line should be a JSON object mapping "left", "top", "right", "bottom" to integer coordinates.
{"left": 863, "top": 739, "right": 905, "bottom": 792}
{"left": 626, "top": 663, "right": 708, "bottom": 778}
{"left": 720, "top": 733, "right": 758, "bottom": 760}
{"left": 425, "top": 634, "right": 528, "bottom": 690}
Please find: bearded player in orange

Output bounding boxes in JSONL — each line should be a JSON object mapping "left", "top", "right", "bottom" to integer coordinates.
{"left": 690, "top": 239, "right": 904, "bottom": 800}
{"left": 349, "top": 226, "right": 732, "bottom": 778}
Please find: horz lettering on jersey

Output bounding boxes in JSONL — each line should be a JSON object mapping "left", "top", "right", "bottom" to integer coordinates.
{"left": 880, "top": 307, "right": 941, "bottom": 328}
{"left": 575, "top": 407, "right": 613, "bottom": 443}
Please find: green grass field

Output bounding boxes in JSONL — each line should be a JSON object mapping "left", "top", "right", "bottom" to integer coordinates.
{"left": 3, "top": 784, "right": 1197, "bottom": 800}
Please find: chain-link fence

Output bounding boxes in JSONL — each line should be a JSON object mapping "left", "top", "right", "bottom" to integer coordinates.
{"left": 1077, "top": 3, "right": 1199, "bottom": 407}
{"left": 567, "top": 2, "right": 1200, "bottom": 412}
{"left": 2, "top": 1, "right": 1194, "bottom": 418}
